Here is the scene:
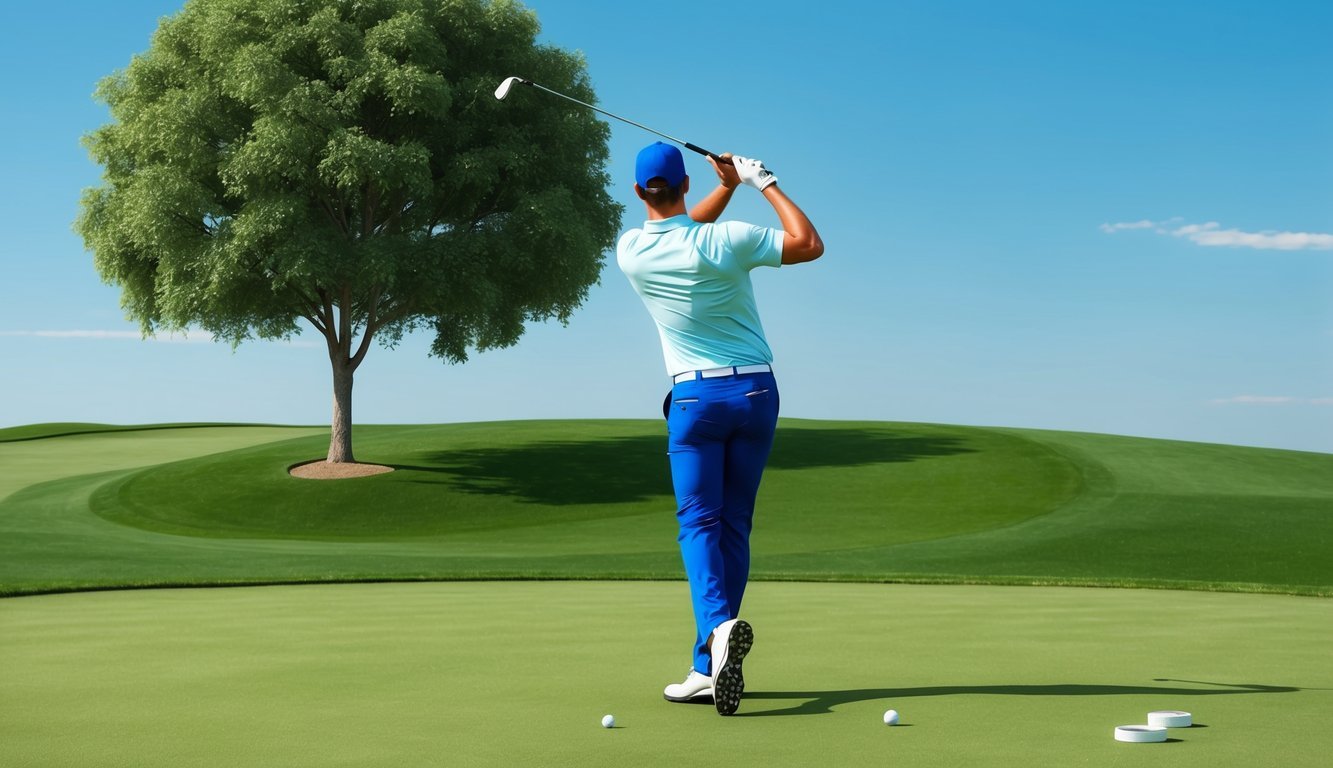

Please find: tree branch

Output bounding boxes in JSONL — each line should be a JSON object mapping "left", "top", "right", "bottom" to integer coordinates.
{"left": 300, "top": 310, "right": 329, "bottom": 338}
{"left": 349, "top": 288, "right": 382, "bottom": 370}
{"left": 468, "top": 186, "right": 503, "bottom": 232}
{"left": 339, "top": 284, "right": 353, "bottom": 359}
{"left": 243, "top": 256, "right": 326, "bottom": 330}
{"left": 336, "top": 188, "right": 350, "bottom": 237}
{"left": 290, "top": 284, "right": 327, "bottom": 329}
{"left": 319, "top": 286, "right": 337, "bottom": 352}
{"left": 317, "top": 192, "right": 348, "bottom": 238}
{"left": 173, "top": 212, "right": 213, "bottom": 237}
{"left": 375, "top": 194, "right": 410, "bottom": 236}
{"left": 373, "top": 296, "right": 415, "bottom": 332}
{"left": 361, "top": 183, "right": 381, "bottom": 240}
{"left": 301, "top": 299, "right": 330, "bottom": 336}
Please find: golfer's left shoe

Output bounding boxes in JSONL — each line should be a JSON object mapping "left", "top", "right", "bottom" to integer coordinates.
{"left": 709, "top": 619, "right": 754, "bottom": 716}
{"left": 663, "top": 669, "right": 714, "bottom": 703}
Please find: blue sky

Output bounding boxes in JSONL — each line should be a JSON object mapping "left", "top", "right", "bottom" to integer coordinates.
{"left": 1, "top": 0, "right": 1330, "bottom": 452}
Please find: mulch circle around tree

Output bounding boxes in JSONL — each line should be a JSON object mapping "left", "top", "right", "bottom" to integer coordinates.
{"left": 288, "top": 461, "right": 394, "bottom": 480}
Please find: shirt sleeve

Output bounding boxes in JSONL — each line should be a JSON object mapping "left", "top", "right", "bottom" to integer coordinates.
{"left": 722, "top": 221, "right": 784, "bottom": 271}
{"left": 615, "top": 229, "right": 641, "bottom": 277}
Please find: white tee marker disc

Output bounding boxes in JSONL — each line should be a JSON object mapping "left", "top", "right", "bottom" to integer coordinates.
{"left": 1115, "top": 725, "right": 1168, "bottom": 743}
{"left": 1148, "top": 710, "right": 1192, "bottom": 728}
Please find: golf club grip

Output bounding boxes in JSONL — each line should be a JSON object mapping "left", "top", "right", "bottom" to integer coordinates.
{"left": 684, "top": 143, "right": 733, "bottom": 165}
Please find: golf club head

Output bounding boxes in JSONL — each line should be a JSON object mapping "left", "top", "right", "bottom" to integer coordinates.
{"left": 494, "top": 76, "right": 526, "bottom": 101}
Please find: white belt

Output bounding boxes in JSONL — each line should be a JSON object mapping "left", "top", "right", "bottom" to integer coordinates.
{"left": 673, "top": 364, "right": 772, "bottom": 384}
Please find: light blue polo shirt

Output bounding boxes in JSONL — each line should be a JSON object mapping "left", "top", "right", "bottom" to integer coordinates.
{"left": 617, "top": 214, "right": 783, "bottom": 376}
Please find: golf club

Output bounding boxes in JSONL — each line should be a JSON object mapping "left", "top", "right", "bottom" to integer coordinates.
{"left": 494, "top": 76, "right": 731, "bottom": 165}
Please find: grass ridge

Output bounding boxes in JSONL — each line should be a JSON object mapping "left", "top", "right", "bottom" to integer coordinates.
{"left": 2, "top": 420, "right": 1329, "bottom": 598}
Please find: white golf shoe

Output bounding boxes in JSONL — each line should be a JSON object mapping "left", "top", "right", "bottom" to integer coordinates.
{"left": 709, "top": 619, "right": 754, "bottom": 715}
{"left": 663, "top": 669, "right": 713, "bottom": 702}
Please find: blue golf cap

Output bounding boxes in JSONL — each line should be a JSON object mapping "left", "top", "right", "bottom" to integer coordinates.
{"left": 635, "top": 141, "right": 686, "bottom": 188}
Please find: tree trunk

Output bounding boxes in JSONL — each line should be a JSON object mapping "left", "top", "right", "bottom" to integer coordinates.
{"left": 328, "top": 362, "right": 355, "bottom": 463}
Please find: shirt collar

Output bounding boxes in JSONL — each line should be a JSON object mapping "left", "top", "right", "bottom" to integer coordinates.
{"left": 642, "top": 214, "right": 694, "bottom": 233}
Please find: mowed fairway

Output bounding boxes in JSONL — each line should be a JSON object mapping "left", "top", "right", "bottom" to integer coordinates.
{"left": 2, "top": 581, "right": 1330, "bottom": 768}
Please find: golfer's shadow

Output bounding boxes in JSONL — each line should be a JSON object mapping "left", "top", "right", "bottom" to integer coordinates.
{"left": 736, "top": 680, "right": 1301, "bottom": 717}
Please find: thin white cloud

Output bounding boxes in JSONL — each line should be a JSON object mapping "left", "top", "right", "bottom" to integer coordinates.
{"left": 0, "top": 330, "right": 318, "bottom": 347}
{"left": 1099, "top": 219, "right": 1157, "bottom": 233}
{"left": 1102, "top": 219, "right": 1333, "bottom": 251}
{"left": 1172, "top": 222, "right": 1333, "bottom": 250}
{"left": 1210, "top": 395, "right": 1332, "bottom": 406}
{"left": 1100, "top": 217, "right": 1182, "bottom": 235}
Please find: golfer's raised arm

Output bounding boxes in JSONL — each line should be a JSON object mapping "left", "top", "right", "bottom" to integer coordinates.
{"left": 732, "top": 156, "right": 823, "bottom": 264}
{"left": 765, "top": 186, "right": 823, "bottom": 265}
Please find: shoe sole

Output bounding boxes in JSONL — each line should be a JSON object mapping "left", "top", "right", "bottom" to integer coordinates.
{"left": 663, "top": 688, "right": 715, "bottom": 703}
{"left": 713, "top": 620, "right": 753, "bottom": 716}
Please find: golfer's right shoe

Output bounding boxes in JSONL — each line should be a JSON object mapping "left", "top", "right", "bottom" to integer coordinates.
{"left": 663, "top": 669, "right": 713, "bottom": 703}
{"left": 709, "top": 619, "right": 754, "bottom": 716}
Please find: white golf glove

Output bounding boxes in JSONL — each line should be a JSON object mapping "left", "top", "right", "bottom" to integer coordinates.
{"left": 732, "top": 155, "right": 778, "bottom": 191}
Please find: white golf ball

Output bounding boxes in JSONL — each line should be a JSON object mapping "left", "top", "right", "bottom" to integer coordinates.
{"left": 883, "top": 709, "right": 900, "bottom": 725}
{"left": 601, "top": 714, "right": 615, "bottom": 728}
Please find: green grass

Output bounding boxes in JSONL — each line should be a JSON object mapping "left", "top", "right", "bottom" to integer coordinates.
{"left": 2, "top": 420, "right": 1330, "bottom": 596}
{"left": 2, "top": 421, "right": 1329, "bottom": 767}
{"left": 2, "top": 581, "right": 1329, "bottom": 768}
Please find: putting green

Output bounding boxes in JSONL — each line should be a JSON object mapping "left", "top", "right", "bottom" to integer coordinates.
{"left": 1, "top": 582, "right": 1328, "bottom": 767}
{"left": 90, "top": 420, "right": 1074, "bottom": 543}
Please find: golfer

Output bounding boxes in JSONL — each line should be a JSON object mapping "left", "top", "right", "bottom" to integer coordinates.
{"left": 616, "top": 142, "right": 823, "bottom": 715}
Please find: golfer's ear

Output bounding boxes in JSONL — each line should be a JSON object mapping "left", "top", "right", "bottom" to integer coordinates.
{"left": 634, "top": 183, "right": 646, "bottom": 200}
{"left": 682, "top": 176, "right": 690, "bottom": 194}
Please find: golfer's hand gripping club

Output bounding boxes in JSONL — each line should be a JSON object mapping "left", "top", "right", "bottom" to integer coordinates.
{"left": 732, "top": 155, "right": 778, "bottom": 191}
{"left": 708, "top": 153, "right": 743, "bottom": 189}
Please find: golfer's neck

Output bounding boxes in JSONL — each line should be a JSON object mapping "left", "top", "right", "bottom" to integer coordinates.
{"left": 644, "top": 200, "right": 688, "bottom": 221}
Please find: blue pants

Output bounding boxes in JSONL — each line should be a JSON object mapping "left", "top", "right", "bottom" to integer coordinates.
{"left": 664, "top": 371, "right": 779, "bottom": 675}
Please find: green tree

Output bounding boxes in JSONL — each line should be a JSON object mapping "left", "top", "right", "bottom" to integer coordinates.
{"left": 77, "top": 0, "right": 622, "bottom": 463}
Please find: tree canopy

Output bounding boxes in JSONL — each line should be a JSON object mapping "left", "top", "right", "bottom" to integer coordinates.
{"left": 77, "top": 0, "right": 623, "bottom": 461}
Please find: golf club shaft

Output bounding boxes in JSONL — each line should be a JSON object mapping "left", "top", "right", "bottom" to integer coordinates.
{"left": 523, "top": 81, "right": 727, "bottom": 164}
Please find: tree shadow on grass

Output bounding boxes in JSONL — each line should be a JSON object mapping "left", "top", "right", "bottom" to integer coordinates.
{"left": 394, "top": 426, "right": 972, "bottom": 505}
{"left": 735, "top": 679, "right": 1301, "bottom": 717}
